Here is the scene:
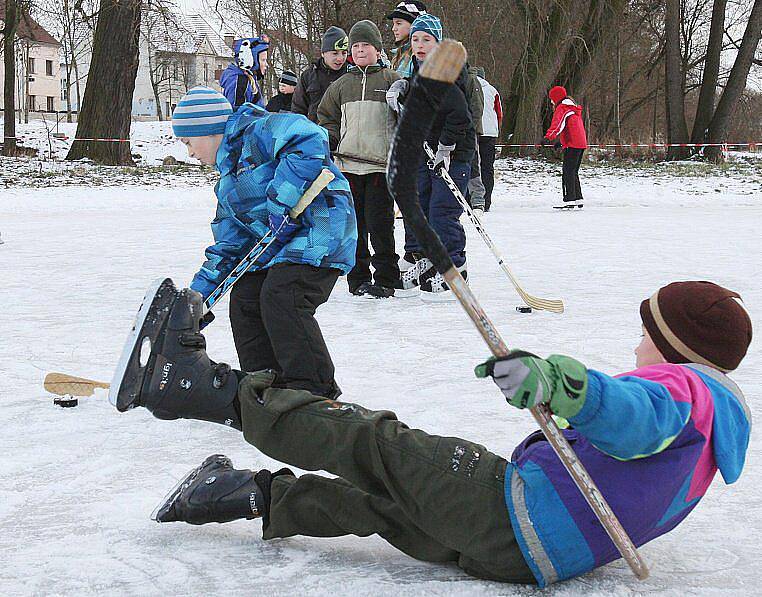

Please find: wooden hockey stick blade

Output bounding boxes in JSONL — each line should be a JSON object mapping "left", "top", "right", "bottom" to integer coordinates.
{"left": 44, "top": 372, "right": 110, "bottom": 397}
{"left": 388, "top": 40, "right": 648, "bottom": 581}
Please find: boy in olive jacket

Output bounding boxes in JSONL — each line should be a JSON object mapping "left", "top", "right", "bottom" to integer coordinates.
{"left": 318, "top": 20, "right": 402, "bottom": 298}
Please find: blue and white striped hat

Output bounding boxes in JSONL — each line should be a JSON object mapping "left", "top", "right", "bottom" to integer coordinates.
{"left": 172, "top": 86, "right": 233, "bottom": 138}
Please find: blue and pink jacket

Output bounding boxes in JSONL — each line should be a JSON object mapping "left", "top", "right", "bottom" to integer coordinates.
{"left": 505, "top": 363, "right": 751, "bottom": 587}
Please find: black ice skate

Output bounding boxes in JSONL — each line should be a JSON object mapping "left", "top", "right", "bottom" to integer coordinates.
{"left": 109, "top": 278, "right": 241, "bottom": 429}
{"left": 153, "top": 454, "right": 264, "bottom": 525}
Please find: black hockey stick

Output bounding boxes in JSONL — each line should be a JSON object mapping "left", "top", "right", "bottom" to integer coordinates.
{"left": 422, "top": 141, "right": 565, "bottom": 313}
{"left": 387, "top": 40, "right": 648, "bottom": 581}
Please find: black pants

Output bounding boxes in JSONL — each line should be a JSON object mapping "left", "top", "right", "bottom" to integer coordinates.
{"left": 478, "top": 136, "right": 497, "bottom": 210}
{"left": 229, "top": 263, "right": 340, "bottom": 396}
{"left": 562, "top": 148, "right": 584, "bottom": 201}
{"left": 345, "top": 172, "right": 399, "bottom": 290}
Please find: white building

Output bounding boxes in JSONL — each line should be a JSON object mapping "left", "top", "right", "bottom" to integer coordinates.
{"left": 133, "top": 12, "right": 233, "bottom": 119}
{"left": 0, "top": 2, "right": 62, "bottom": 117}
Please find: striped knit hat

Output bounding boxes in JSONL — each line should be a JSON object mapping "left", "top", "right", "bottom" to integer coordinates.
{"left": 640, "top": 281, "right": 752, "bottom": 372}
{"left": 172, "top": 87, "right": 233, "bottom": 138}
{"left": 410, "top": 14, "right": 442, "bottom": 42}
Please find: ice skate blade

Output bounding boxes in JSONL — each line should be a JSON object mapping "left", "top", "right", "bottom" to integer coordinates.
{"left": 553, "top": 202, "right": 583, "bottom": 210}
{"left": 109, "top": 277, "right": 177, "bottom": 411}
{"left": 420, "top": 290, "right": 457, "bottom": 303}
{"left": 393, "top": 288, "right": 421, "bottom": 298}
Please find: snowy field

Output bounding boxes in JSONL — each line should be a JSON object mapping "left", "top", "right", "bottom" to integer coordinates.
{"left": 1, "top": 152, "right": 761, "bottom": 596}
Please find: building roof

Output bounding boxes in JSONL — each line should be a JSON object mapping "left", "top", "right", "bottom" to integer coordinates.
{"left": 0, "top": 1, "right": 61, "bottom": 46}
{"left": 182, "top": 14, "right": 232, "bottom": 58}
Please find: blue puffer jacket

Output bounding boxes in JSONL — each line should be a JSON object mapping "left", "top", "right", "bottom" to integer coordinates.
{"left": 190, "top": 104, "right": 357, "bottom": 299}
{"left": 220, "top": 64, "right": 265, "bottom": 108}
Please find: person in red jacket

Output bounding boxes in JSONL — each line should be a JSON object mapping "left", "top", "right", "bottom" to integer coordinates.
{"left": 544, "top": 86, "right": 587, "bottom": 209}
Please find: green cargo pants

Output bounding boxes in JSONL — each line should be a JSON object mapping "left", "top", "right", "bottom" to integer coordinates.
{"left": 238, "top": 371, "right": 535, "bottom": 584}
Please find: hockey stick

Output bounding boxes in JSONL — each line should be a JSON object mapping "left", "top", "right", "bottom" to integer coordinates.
{"left": 44, "top": 372, "right": 109, "bottom": 396}
{"left": 203, "top": 168, "right": 335, "bottom": 313}
{"left": 423, "top": 142, "right": 564, "bottom": 313}
{"left": 387, "top": 40, "right": 648, "bottom": 581}
{"left": 45, "top": 169, "right": 335, "bottom": 398}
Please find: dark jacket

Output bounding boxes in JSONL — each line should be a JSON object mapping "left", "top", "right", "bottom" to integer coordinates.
{"left": 265, "top": 92, "right": 293, "bottom": 113}
{"left": 292, "top": 59, "right": 349, "bottom": 123}
{"left": 411, "top": 59, "right": 475, "bottom": 164}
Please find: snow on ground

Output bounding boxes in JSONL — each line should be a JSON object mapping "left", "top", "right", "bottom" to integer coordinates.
{"left": 1, "top": 156, "right": 761, "bottom": 595}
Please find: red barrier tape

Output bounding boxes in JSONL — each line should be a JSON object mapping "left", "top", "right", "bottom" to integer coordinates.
{"left": 497, "top": 142, "right": 759, "bottom": 149}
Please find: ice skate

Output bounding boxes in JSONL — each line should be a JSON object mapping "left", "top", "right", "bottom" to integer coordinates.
{"left": 109, "top": 278, "right": 241, "bottom": 429}
{"left": 152, "top": 454, "right": 267, "bottom": 525}
{"left": 420, "top": 261, "right": 467, "bottom": 303}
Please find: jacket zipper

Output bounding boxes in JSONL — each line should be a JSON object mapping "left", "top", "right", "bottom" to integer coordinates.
{"left": 360, "top": 66, "right": 367, "bottom": 101}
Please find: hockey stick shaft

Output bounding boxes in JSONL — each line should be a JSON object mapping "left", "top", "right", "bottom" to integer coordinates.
{"left": 423, "top": 142, "right": 564, "bottom": 313}
{"left": 203, "top": 168, "right": 335, "bottom": 313}
{"left": 388, "top": 41, "right": 648, "bottom": 581}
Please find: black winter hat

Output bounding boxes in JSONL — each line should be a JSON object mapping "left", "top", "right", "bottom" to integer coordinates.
{"left": 386, "top": 1, "right": 428, "bottom": 24}
{"left": 279, "top": 70, "right": 298, "bottom": 86}
{"left": 322, "top": 26, "right": 349, "bottom": 53}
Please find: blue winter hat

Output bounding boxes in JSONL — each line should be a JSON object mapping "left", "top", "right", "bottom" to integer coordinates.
{"left": 172, "top": 86, "right": 233, "bottom": 138}
{"left": 410, "top": 14, "right": 442, "bottom": 42}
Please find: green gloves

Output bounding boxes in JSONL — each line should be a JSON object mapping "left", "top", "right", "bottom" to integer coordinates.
{"left": 475, "top": 350, "right": 588, "bottom": 419}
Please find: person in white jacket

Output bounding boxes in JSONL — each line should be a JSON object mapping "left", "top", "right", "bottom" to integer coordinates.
{"left": 474, "top": 67, "right": 502, "bottom": 211}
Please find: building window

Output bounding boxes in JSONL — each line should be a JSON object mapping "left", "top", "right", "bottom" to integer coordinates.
{"left": 47, "top": 96, "right": 55, "bottom": 111}
{"left": 61, "top": 79, "right": 68, "bottom": 101}
{"left": 28, "top": 58, "right": 36, "bottom": 74}
{"left": 204, "top": 63, "right": 209, "bottom": 84}
{"left": 46, "top": 60, "right": 54, "bottom": 76}
{"left": 28, "top": 95, "right": 36, "bottom": 111}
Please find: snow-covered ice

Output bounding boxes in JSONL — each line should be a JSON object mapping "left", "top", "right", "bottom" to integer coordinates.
{"left": 1, "top": 156, "right": 760, "bottom": 595}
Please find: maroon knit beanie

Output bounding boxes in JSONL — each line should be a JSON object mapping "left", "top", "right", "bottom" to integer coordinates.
{"left": 549, "top": 86, "right": 567, "bottom": 104}
{"left": 640, "top": 281, "right": 752, "bottom": 372}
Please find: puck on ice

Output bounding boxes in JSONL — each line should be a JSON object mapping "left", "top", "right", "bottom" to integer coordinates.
{"left": 516, "top": 306, "right": 533, "bottom": 313}
{"left": 54, "top": 395, "right": 78, "bottom": 408}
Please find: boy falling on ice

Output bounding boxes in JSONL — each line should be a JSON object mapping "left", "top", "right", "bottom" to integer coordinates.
{"left": 172, "top": 86, "right": 357, "bottom": 398}
{"left": 111, "top": 280, "right": 751, "bottom": 586}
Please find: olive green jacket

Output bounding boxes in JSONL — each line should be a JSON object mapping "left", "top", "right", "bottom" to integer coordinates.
{"left": 317, "top": 64, "right": 401, "bottom": 175}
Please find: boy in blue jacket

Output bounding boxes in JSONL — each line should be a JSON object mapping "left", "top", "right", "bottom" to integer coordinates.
{"left": 220, "top": 36, "right": 270, "bottom": 109}
{"left": 114, "top": 278, "right": 751, "bottom": 586}
{"left": 172, "top": 86, "right": 356, "bottom": 398}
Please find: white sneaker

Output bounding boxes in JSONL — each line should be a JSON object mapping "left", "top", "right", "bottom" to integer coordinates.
{"left": 396, "top": 254, "right": 426, "bottom": 297}
{"left": 420, "top": 261, "right": 467, "bottom": 302}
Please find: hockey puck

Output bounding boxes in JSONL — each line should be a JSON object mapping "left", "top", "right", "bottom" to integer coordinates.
{"left": 54, "top": 395, "right": 78, "bottom": 408}
{"left": 516, "top": 306, "right": 533, "bottom": 313}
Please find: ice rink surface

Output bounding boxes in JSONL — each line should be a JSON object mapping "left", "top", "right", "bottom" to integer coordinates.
{"left": 1, "top": 157, "right": 760, "bottom": 595}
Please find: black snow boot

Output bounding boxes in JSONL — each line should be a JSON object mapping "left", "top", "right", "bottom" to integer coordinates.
{"left": 153, "top": 454, "right": 294, "bottom": 527}
{"left": 110, "top": 278, "right": 241, "bottom": 429}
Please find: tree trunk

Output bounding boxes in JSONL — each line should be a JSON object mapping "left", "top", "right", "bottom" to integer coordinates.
{"left": 704, "top": 0, "right": 762, "bottom": 162}
{"left": 664, "top": 0, "right": 690, "bottom": 159}
{"left": 67, "top": 0, "right": 142, "bottom": 165}
{"left": 691, "top": 0, "right": 726, "bottom": 143}
{"left": 2, "top": 0, "right": 19, "bottom": 156}
{"left": 504, "top": 1, "right": 589, "bottom": 152}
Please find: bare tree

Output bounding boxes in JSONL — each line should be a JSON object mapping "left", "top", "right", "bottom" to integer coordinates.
{"left": 2, "top": 0, "right": 34, "bottom": 156}
{"left": 67, "top": 0, "right": 142, "bottom": 165}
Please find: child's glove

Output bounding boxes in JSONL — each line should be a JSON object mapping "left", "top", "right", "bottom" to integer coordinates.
{"left": 432, "top": 142, "right": 455, "bottom": 173}
{"left": 268, "top": 213, "right": 301, "bottom": 244}
{"left": 475, "top": 350, "right": 588, "bottom": 419}
{"left": 386, "top": 79, "right": 409, "bottom": 114}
